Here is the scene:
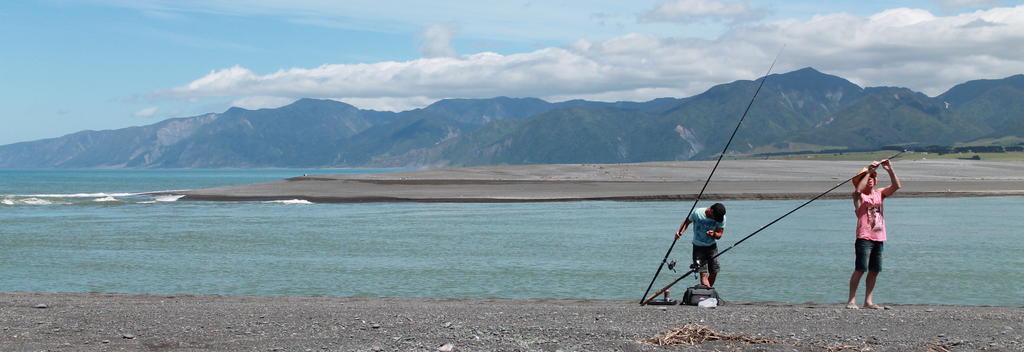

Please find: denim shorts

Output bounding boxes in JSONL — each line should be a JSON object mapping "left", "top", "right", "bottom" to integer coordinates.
{"left": 692, "top": 244, "right": 720, "bottom": 274}
{"left": 854, "top": 238, "right": 884, "bottom": 272}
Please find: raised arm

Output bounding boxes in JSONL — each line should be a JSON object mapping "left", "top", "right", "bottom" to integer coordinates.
{"left": 879, "top": 159, "right": 901, "bottom": 197}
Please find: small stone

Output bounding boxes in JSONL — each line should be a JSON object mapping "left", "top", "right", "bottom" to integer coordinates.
{"left": 443, "top": 322, "right": 452, "bottom": 328}
{"left": 33, "top": 304, "right": 48, "bottom": 309}
{"left": 925, "top": 309, "right": 935, "bottom": 312}
{"left": 437, "top": 343, "right": 455, "bottom": 352}
{"left": 122, "top": 333, "right": 135, "bottom": 339}
{"left": 371, "top": 323, "right": 381, "bottom": 329}
{"left": 371, "top": 345, "right": 382, "bottom": 351}
{"left": 880, "top": 328, "right": 887, "bottom": 331}
{"left": 102, "top": 340, "right": 110, "bottom": 344}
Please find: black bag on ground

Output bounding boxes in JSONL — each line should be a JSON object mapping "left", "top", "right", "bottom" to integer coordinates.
{"left": 681, "top": 284, "right": 720, "bottom": 306}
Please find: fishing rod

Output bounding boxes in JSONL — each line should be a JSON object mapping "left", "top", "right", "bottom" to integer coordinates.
{"left": 641, "top": 150, "right": 907, "bottom": 305}
{"left": 639, "top": 49, "right": 784, "bottom": 304}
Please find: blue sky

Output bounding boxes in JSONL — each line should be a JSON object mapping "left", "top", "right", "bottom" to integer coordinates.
{"left": 2, "top": 0, "right": 1023, "bottom": 145}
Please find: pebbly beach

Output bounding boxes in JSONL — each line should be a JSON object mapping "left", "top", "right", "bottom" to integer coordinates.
{"left": 2, "top": 292, "right": 1022, "bottom": 351}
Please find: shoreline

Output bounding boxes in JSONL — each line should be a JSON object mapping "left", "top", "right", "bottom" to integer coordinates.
{"left": 3, "top": 292, "right": 1021, "bottom": 351}
{"left": 175, "top": 159, "right": 1024, "bottom": 203}
{"left": 179, "top": 189, "right": 1024, "bottom": 203}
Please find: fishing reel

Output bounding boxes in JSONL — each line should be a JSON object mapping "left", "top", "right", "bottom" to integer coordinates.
{"left": 666, "top": 258, "right": 703, "bottom": 273}
{"left": 690, "top": 260, "right": 704, "bottom": 282}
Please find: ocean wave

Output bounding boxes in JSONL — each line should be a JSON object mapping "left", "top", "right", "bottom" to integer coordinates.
{"left": 264, "top": 199, "right": 314, "bottom": 205}
{"left": 1, "top": 196, "right": 77, "bottom": 205}
{"left": 1, "top": 191, "right": 189, "bottom": 206}
{"left": 20, "top": 198, "right": 55, "bottom": 205}
{"left": 23, "top": 192, "right": 137, "bottom": 198}
{"left": 153, "top": 194, "right": 185, "bottom": 202}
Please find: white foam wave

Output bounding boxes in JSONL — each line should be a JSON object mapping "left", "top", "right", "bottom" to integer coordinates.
{"left": 1, "top": 199, "right": 14, "bottom": 205}
{"left": 21, "top": 198, "right": 54, "bottom": 205}
{"left": 154, "top": 194, "right": 185, "bottom": 202}
{"left": 93, "top": 196, "right": 119, "bottom": 202}
{"left": 22, "top": 192, "right": 137, "bottom": 198}
{"left": 264, "top": 199, "right": 313, "bottom": 205}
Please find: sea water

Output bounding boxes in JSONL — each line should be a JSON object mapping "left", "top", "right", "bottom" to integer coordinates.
{"left": 1, "top": 169, "right": 1021, "bottom": 306}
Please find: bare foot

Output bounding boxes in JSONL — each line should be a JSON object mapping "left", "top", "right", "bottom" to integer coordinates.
{"left": 865, "top": 303, "right": 883, "bottom": 310}
{"left": 845, "top": 303, "right": 860, "bottom": 309}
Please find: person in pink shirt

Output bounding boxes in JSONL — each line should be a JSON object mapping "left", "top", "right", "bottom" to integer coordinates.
{"left": 846, "top": 158, "right": 901, "bottom": 309}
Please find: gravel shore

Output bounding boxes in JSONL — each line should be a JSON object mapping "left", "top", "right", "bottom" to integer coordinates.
{"left": 3, "top": 292, "right": 1021, "bottom": 351}
{"left": 175, "top": 159, "right": 1024, "bottom": 202}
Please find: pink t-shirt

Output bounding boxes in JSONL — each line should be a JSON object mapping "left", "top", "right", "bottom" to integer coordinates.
{"left": 855, "top": 188, "right": 886, "bottom": 242}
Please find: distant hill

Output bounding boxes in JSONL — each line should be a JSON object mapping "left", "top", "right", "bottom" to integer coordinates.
{"left": 793, "top": 87, "right": 986, "bottom": 149}
{"left": 1, "top": 68, "right": 1022, "bottom": 168}
{"left": 937, "top": 74, "right": 1024, "bottom": 134}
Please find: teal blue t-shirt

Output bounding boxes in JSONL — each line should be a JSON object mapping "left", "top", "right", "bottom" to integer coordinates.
{"left": 689, "top": 207, "right": 726, "bottom": 246}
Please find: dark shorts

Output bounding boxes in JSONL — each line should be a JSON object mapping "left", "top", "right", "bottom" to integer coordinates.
{"left": 854, "top": 238, "right": 884, "bottom": 272}
{"left": 692, "top": 244, "right": 720, "bottom": 274}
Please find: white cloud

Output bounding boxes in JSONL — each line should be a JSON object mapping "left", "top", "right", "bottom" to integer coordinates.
{"left": 230, "top": 96, "right": 297, "bottom": 110}
{"left": 640, "top": 0, "right": 765, "bottom": 24}
{"left": 340, "top": 96, "right": 439, "bottom": 112}
{"left": 420, "top": 24, "right": 457, "bottom": 58}
{"left": 730, "top": 6, "right": 1024, "bottom": 94}
{"left": 155, "top": 34, "right": 758, "bottom": 106}
{"left": 133, "top": 106, "right": 159, "bottom": 117}
{"left": 155, "top": 5, "right": 1024, "bottom": 110}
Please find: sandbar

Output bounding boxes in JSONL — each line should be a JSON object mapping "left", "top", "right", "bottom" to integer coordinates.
{"left": 176, "top": 159, "right": 1024, "bottom": 202}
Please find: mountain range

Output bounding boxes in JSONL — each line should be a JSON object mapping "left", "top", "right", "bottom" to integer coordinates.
{"left": 2, "top": 67, "right": 1022, "bottom": 168}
